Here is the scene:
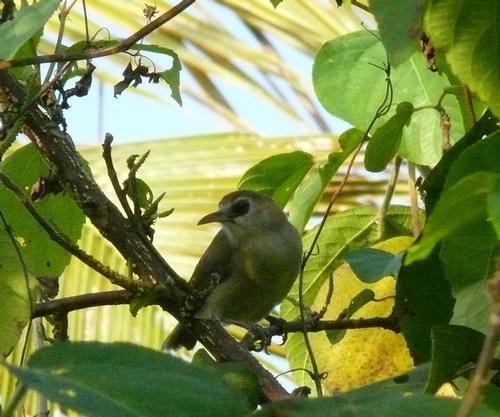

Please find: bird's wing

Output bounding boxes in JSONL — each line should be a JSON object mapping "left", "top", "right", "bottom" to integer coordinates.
{"left": 189, "top": 229, "right": 234, "bottom": 290}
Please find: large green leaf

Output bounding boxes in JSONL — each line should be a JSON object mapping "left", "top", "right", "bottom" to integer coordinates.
{"left": 313, "top": 31, "right": 465, "bottom": 165}
{"left": 0, "top": 232, "right": 34, "bottom": 357}
{"left": 369, "top": 0, "right": 425, "bottom": 66}
{"left": 425, "top": 0, "right": 500, "bottom": 118}
{"left": 6, "top": 342, "right": 250, "bottom": 417}
{"left": 406, "top": 172, "right": 499, "bottom": 263}
{"left": 408, "top": 131, "right": 500, "bottom": 264}
{"left": 426, "top": 325, "right": 484, "bottom": 394}
{"left": 396, "top": 245, "right": 455, "bottom": 364}
{"left": 289, "top": 128, "right": 364, "bottom": 231}
{"left": 0, "top": 145, "right": 85, "bottom": 276}
{"left": 258, "top": 383, "right": 494, "bottom": 417}
{"left": 0, "top": 145, "right": 85, "bottom": 356}
{"left": 423, "top": 130, "right": 500, "bottom": 332}
{"left": 444, "top": 130, "right": 500, "bottom": 188}
{"left": 0, "top": 0, "right": 60, "bottom": 60}
{"left": 237, "top": 150, "right": 314, "bottom": 208}
{"left": 343, "top": 248, "right": 404, "bottom": 283}
{"left": 441, "top": 221, "right": 497, "bottom": 332}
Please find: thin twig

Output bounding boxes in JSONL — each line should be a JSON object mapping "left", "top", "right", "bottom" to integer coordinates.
{"left": 297, "top": 61, "right": 393, "bottom": 395}
{"left": 298, "top": 266, "right": 324, "bottom": 396}
{"left": 102, "top": 136, "right": 183, "bottom": 281}
{"left": 0, "top": 0, "right": 197, "bottom": 70}
{"left": 407, "top": 163, "right": 422, "bottom": 237}
{"left": 102, "top": 133, "right": 135, "bottom": 220}
{"left": 0, "top": 173, "right": 137, "bottom": 291}
{"left": 316, "top": 272, "right": 334, "bottom": 320}
{"left": 43, "top": 0, "right": 78, "bottom": 84}
{"left": 82, "top": 0, "right": 90, "bottom": 46}
{"left": 352, "top": 0, "right": 371, "bottom": 12}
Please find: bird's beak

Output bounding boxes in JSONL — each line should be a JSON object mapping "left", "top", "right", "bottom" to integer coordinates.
{"left": 197, "top": 209, "right": 230, "bottom": 225}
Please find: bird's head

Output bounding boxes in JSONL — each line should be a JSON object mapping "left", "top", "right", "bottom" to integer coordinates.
{"left": 197, "top": 190, "right": 287, "bottom": 236}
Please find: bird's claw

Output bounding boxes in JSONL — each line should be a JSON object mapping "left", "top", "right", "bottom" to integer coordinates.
{"left": 241, "top": 323, "right": 273, "bottom": 353}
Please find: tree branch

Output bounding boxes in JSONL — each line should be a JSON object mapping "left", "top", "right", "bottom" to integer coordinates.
{"left": 0, "top": 0, "right": 197, "bottom": 70}
{"left": 32, "top": 290, "right": 134, "bottom": 318}
{"left": 0, "top": 67, "right": 289, "bottom": 402}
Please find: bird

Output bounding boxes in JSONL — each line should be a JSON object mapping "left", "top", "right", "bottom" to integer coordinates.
{"left": 164, "top": 189, "right": 303, "bottom": 350}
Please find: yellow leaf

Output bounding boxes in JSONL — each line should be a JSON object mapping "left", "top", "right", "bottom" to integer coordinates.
{"left": 311, "top": 236, "right": 414, "bottom": 393}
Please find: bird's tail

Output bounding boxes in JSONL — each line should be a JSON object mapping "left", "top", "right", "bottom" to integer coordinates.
{"left": 162, "top": 324, "right": 197, "bottom": 350}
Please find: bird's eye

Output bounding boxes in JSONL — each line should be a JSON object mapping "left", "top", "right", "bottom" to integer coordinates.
{"left": 231, "top": 199, "right": 250, "bottom": 216}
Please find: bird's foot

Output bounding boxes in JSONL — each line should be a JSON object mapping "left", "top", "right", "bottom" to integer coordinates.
{"left": 265, "top": 315, "right": 288, "bottom": 345}
{"left": 224, "top": 319, "right": 273, "bottom": 353}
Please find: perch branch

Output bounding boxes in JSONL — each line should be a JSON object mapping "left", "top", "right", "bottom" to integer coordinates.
{"left": 0, "top": 69, "right": 288, "bottom": 402}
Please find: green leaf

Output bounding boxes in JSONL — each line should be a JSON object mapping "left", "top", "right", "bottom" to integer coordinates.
{"left": 343, "top": 248, "right": 403, "bottom": 283}
{"left": 0, "top": 0, "right": 60, "bottom": 60}
{"left": 0, "top": 232, "right": 34, "bottom": 357}
{"left": 0, "top": 144, "right": 85, "bottom": 276}
{"left": 488, "top": 177, "right": 500, "bottom": 239}
{"left": 237, "top": 151, "right": 313, "bottom": 208}
{"left": 369, "top": 0, "right": 425, "bottom": 66}
{"left": 365, "top": 102, "right": 413, "bottom": 172}
{"left": 428, "top": 130, "right": 500, "bottom": 332}
{"left": 326, "top": 289, "right": 376, "bottom": 345}
{"left": 440, "top": 221, "right": 498, "bottom": 332}
{"left": 192, "top": 350, "right": 261, "bottom": 410}
{"left": 396, "top": 247, "right": 454, "bottom": 363}
{"left": 406, "top": 172, "right": 499, "bottom": 263}
{"left": 371, "top": 364, "right": 431, "bottom": 394}
{"left": 289, "top": 128, "right": 364, "bottom": 231}
{"left": 313, "top": 31, "right": 465, "bottom": 165}
{"left": 425, "top": 325, "right": 484, "bottom": 394}
{"left": 425, "top": 0, "right": 500, "bottom": 118}
{"left": 6, "top": 342, "right": 250, "bottom": 417}
{"left": 257, "top": 386, "right": 494, "bottom": 417}
{"left": 125, "top": 178, "right": 153, "bottom": 209}
{"left": 444, "top": 130, "right": 500, "bottom": 189}
{"left": 342, "top": 289, "right": 376, "bottom": 319}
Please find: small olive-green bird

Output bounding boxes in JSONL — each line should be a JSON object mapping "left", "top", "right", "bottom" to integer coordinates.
{"left": 164, "top": 190, "right": 303, "bottom": 350}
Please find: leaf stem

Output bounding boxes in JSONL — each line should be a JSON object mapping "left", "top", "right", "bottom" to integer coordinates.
{"left": 376, "top": 156, "right": 402, "bottom": 241}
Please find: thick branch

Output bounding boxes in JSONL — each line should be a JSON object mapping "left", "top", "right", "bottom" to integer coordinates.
{"left": 0, "top": 70, "right": 289, "bottom": 401}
